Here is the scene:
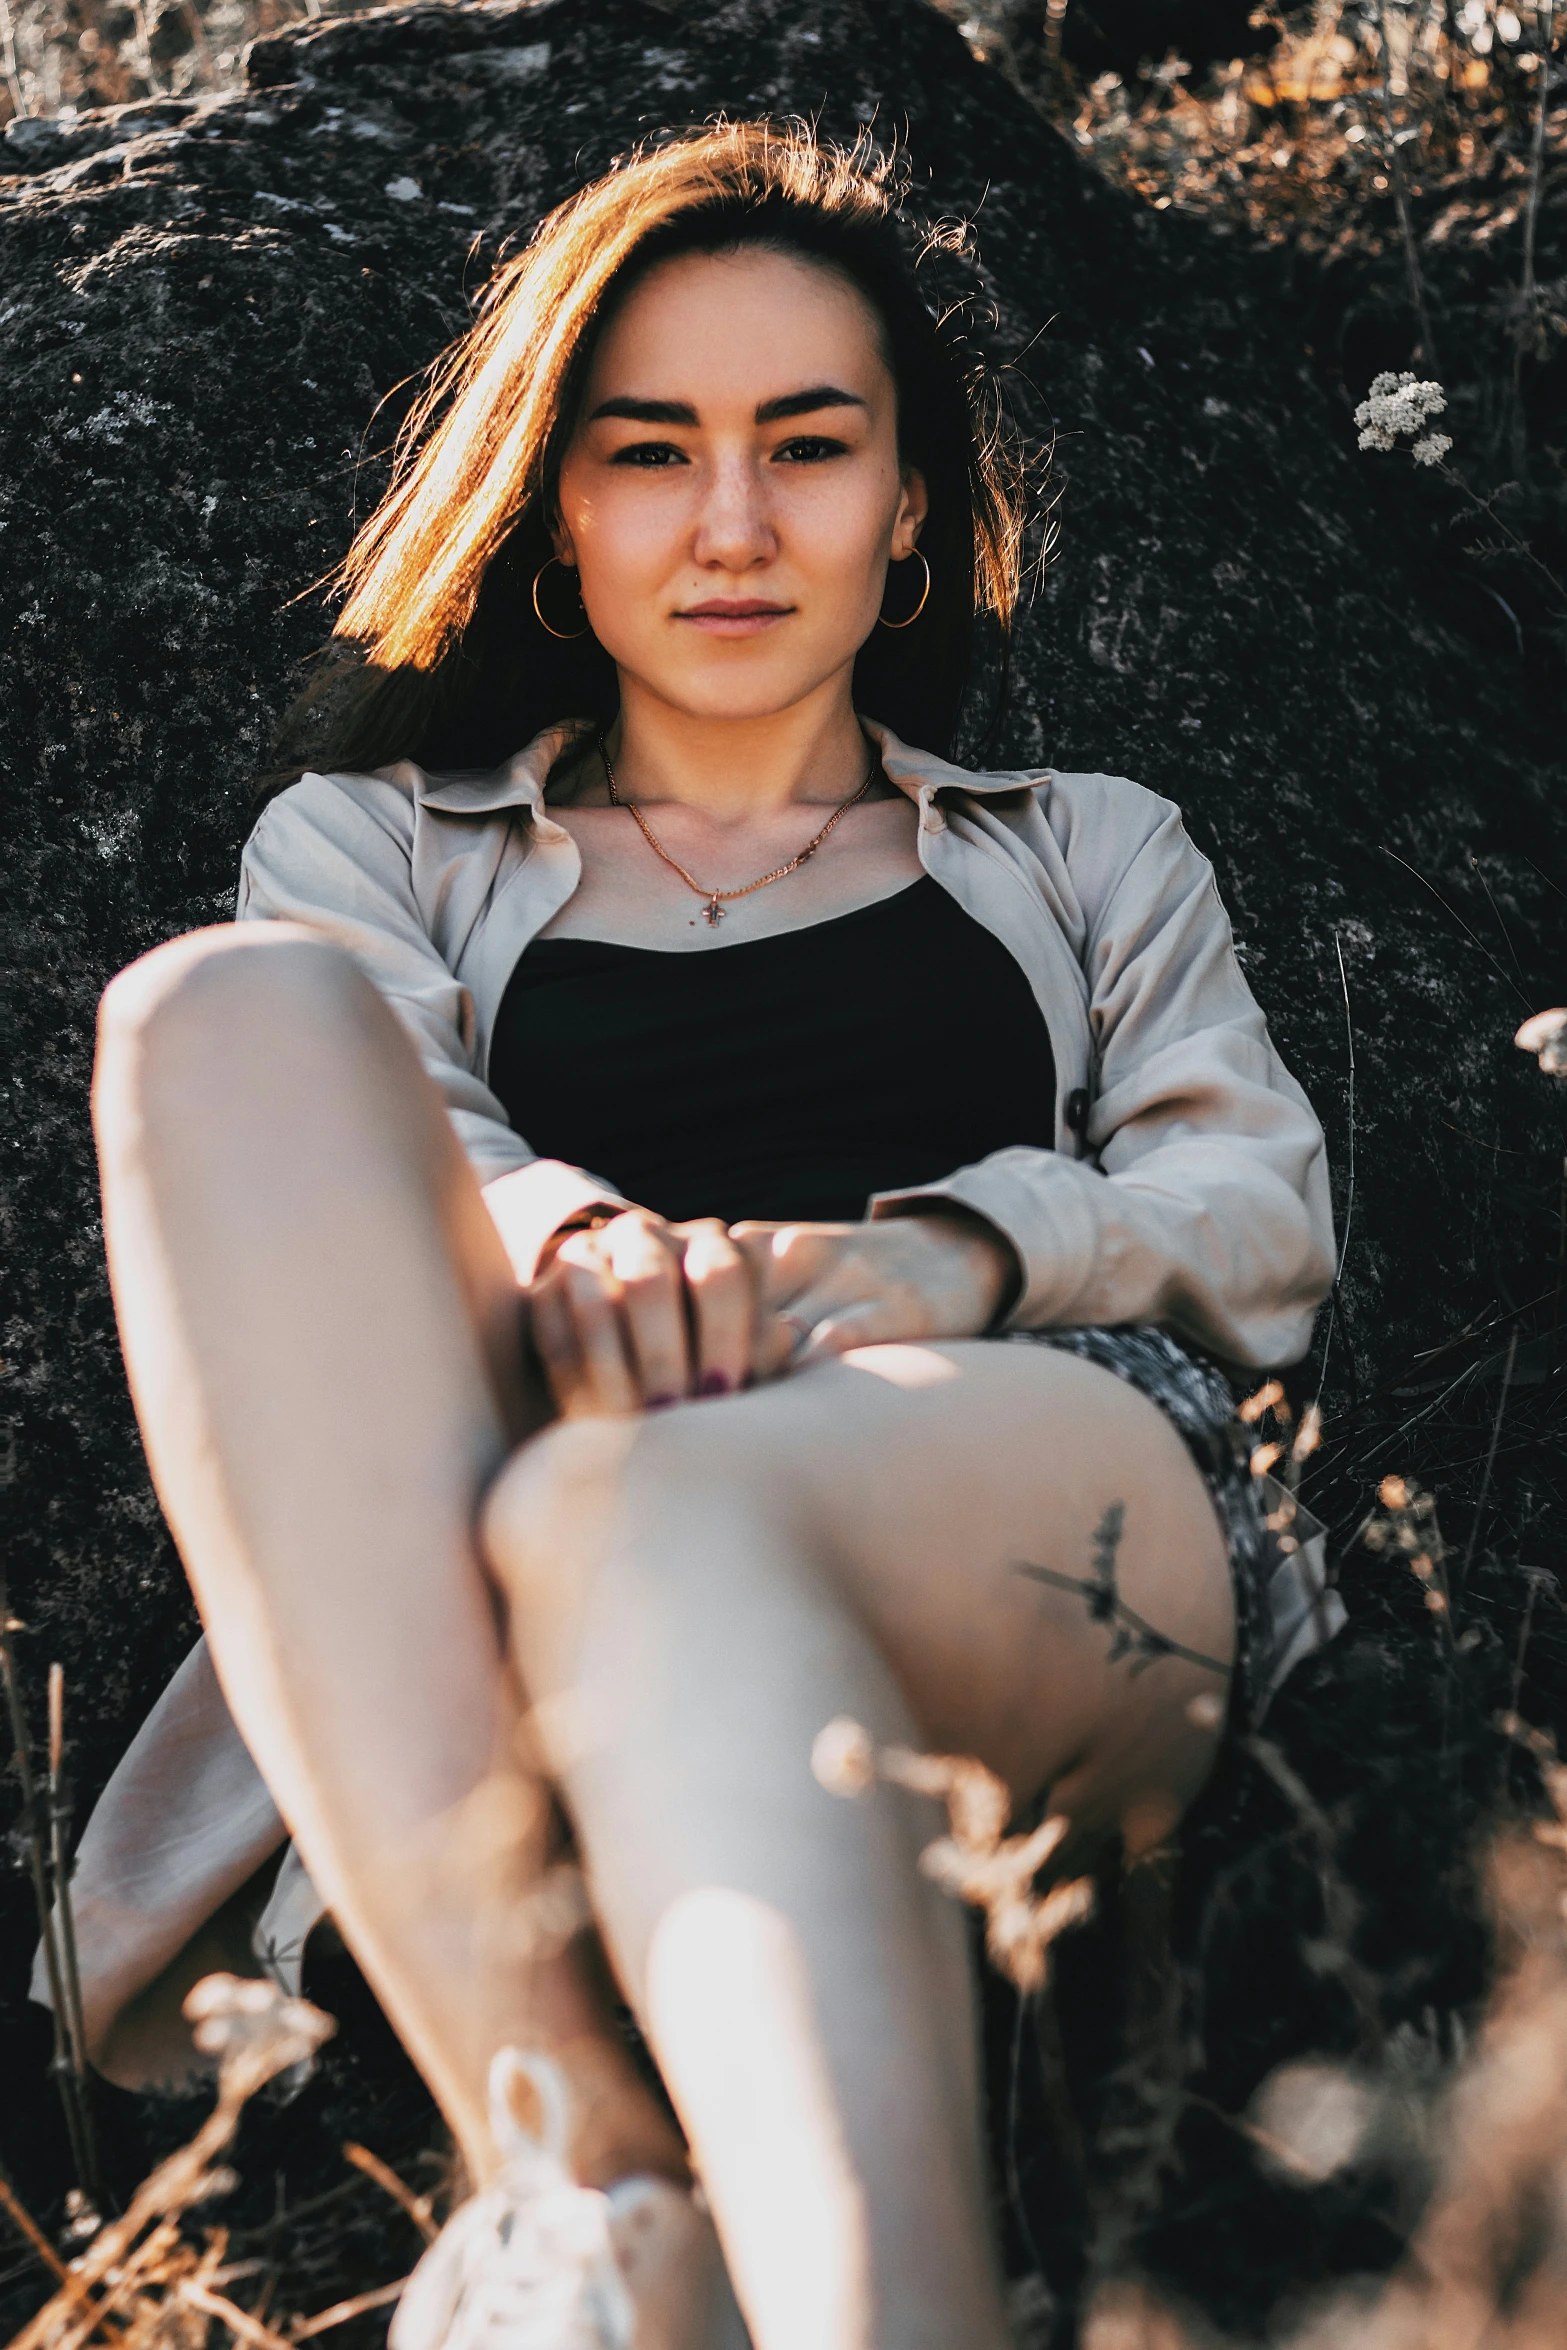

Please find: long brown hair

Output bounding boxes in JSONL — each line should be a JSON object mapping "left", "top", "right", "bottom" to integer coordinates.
{"left": 270, "top": 122, "right": 1029, "bottom": 788}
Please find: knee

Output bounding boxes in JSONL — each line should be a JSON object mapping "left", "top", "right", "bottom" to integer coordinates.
{"left": 100, "top": 924, "right": 365, "bottom": 1064}
{"left": 96, "top": 925, "right": 374, "bottom": 1127}
{"left": 482, "top": 1415, "right": 643, "bottom": 1611}
{"left": 482, "top": 1406, "right": 787, "bottom": 1630}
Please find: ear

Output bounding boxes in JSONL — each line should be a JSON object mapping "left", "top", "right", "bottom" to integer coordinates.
{"left": 548, "top": 513, "right": 578, "bottom": 569}
{"left": 892, "top": 466, "right": 929, "bottom": 559}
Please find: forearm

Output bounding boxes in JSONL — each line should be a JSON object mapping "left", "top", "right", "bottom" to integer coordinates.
{"left": 876, "top": 1200, "right": 1023, "bottom": 1332}
{"left": 871, "top": 1144, "right": 1334, "bottom": 1367}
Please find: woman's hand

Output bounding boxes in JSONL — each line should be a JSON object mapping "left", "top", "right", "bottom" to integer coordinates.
{"left": 732, "top": 1210, "right": 1020, "bottom": 1373}
{"left": 529, "top": 1208, "right": 754, "bottom": 1417}
{"left": 528, "top": 1204, "right": 1020, "bottom": 1416}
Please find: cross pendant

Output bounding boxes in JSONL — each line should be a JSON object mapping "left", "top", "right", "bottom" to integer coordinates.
{"left": 703, "top": 899, "right": 727, "bottom": 927}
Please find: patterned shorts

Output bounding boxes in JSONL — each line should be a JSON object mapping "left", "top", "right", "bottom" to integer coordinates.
{"left": 1000, "top": 1325, "right": 1342, "bottom": 1727}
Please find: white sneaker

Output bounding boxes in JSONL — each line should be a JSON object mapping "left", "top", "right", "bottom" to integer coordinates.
{"left": 389, "top": 2050, "right": 750, "bottom": 2350}
{"left": 390, "top": 2049, "right": 635, "bottom": 2350}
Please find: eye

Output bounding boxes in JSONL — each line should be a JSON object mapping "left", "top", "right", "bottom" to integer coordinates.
{"left": 773, "top": 435, "right": 849, "bottom": 464}
{"left": 608, "top": 440, "right": 689, "bottom": 468}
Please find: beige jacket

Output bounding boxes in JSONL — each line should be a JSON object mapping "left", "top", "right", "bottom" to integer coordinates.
{"left": 238, "top": 719, "right": 1336, "bottom": 1365}
{"left": 38, "top": 720, "right": 1336, "bottom": 2086}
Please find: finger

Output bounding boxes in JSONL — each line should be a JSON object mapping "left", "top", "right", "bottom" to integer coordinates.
{"left": 750, "top": 1308, "right": 800, "bottom": 1383}
{"left": 755, "top": 1293, "right": 869, "bottom": 1381}
{"left": 528, "top": 1264, "right": 587, "bottom": 1418}
{"left": 556, "top": 1255, "right": 641, "bottom": 1416}
{"left": 755, "top": 1245, "right": 899, "bottom": 1333}
{"left": 767, "top": 1253, "right": 933, "bottom": 1365}
{"left": 728, "top": 1221, "right": 848, "bottom": 1309}
{"left": 790, "top": 1298, "right": 913, "bottom": 1370}
{"left": 679, "top": 1221, "right": 753, "bottom": 1395}
{"left": 724, "top": 1222, "right": 784, "bottom": 1306}
{"left": 747, "top": 1248, "right": 891, "bottom": 1382}
{"left": 605, "top": 1215, "right": 691, "bottom": 1404}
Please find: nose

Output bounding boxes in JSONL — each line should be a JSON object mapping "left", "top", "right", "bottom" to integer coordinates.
{"left": 690, "top": 451, "right": 776, "bottom": 574}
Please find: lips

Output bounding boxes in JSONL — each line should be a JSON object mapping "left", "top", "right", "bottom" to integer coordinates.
{"left": 674, "top": 598, "right": 793, "bottom": 637}
{"left": 678, "top": 600, "right": 791, "bottom": 617}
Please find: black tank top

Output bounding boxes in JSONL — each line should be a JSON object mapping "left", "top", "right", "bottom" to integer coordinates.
{"left": 486, "top": 876, "right": 1056, "bottom": 1228}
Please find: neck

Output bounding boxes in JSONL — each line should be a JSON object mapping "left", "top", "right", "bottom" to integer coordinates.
{"left": 605, "top": 674, "right": 871, "bottom": 823}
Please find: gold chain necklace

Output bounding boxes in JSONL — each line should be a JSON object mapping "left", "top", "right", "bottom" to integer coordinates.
{"left": 599, "top": 737, "right": 878, "bottom": 927}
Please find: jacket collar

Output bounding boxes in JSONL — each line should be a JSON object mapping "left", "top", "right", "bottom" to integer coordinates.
{"left": 407, "top": 722, "right": 585, "bottom": 839}
{"left": 406, "top": 718, "right": 1040, "bottom": 829}
{"left": 860, "top": 721, "right": 1044, "bottom": 813}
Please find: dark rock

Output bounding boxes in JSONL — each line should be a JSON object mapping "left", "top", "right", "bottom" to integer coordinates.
{"left": 1, "top": 93, "right": 200, "bottom": 170}
{"left": 2, "top": 0, "right": 1564, "bottom": 2327}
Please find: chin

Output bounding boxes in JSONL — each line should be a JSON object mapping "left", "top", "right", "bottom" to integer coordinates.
{"left": 676, "top": 685, "right": 823, "bottom": 723}
{"left": 632, "top": 650, "right": 862, "bottom": 725}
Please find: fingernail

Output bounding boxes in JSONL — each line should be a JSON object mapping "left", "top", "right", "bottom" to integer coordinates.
{"left": 699, "top": 1371, "right": 733, "bottom": 1397}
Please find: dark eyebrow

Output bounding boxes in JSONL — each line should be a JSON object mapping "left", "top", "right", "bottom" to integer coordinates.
{"left": 587, "top": 396, "right": 700, "bottom": 425}
{"left": 755, "top": 386, "right": 866, "bottom": 424}
{"left": 586, "top": 386, "right": 866, "bottom": 428}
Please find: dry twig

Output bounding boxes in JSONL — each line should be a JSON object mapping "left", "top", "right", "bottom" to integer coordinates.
{"left": 812, "top": 1718, "right": 1095, "bottom": 1992}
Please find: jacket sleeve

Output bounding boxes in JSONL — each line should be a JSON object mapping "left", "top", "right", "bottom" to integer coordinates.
{"left": 872, "top": 796, "right": 1336, "bottom": 1369}
{"left": 238, "top": 773, "right": 630, "bottom": 1280}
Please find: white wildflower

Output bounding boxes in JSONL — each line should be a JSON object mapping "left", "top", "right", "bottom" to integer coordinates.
{"left": 509, "top": 1860, "right": 593, "bottom": 1958}
{"left": 1354, "top": 372, "right": 1449, "bottom": 459}
{"left": 1250, "top": 2061, "right": 1378, "bottom": 2183}
{"left": 811, "top": 1715, "right": 877, "bottom": 1796}
{"left": 1516, "top": 1008, "right": 1567, "bottom": 1077}
{"left": 183, "top": 1971, "right": 335, "bottom": 2088}
{"left": 63, "top": 2189, "right": 101, "bottom": 2241}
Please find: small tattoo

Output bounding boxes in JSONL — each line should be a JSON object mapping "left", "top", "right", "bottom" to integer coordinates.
{"left": 1014, "top": 1501, "right": 1232, "bottom": 1680}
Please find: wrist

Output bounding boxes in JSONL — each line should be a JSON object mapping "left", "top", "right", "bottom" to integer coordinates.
{"left": 536, "top": 1205, "right": 620, "bottom": 1274}
{"left": 482, "top": 1163, "right": 633, "bottom": 1285}
{"left": 911, "top": 1205, "right": 1023, "bottom": 1330}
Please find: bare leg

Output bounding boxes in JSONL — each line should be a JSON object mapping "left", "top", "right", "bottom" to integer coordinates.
{"left": 100, "top": 923, "right": 1233, "bottom": 2350}
{"left": 483, "top": 1344, "right": 1234, "bottom": 2350}
{"left": 93, "top": 924, "right": 682, "bottom": 2191}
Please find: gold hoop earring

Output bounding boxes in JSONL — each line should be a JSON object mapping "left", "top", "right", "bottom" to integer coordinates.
{"left": 877, "top": 546, "right": 931, "bottom": 631}
{"left": 532, "top": 556, "right": 590, "bottom": 641}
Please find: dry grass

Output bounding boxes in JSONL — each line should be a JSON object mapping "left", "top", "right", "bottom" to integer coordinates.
{"left": 1, "top": 1976, "right": 351, "bottom": 2350}
{"left": 1078, "top": 1727, "right": 1567, "bottom": 2348}
{"left": 951, "top": 0, "right": 1560, "bottom": 257}
{"left": 0, "top": 0, "right": 324, "bottom": 121}
{"left": 948, "top": 0, "right": 1567, "bottom": 654}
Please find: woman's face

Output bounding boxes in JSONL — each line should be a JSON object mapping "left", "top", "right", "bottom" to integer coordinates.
{"left": 553, "top": 245, "right": 927, "bottom": 723}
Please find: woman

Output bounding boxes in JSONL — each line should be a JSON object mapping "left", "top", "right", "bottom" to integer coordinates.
{"left": 59, "top": 123, "right": 1338, "bottom": 2350}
